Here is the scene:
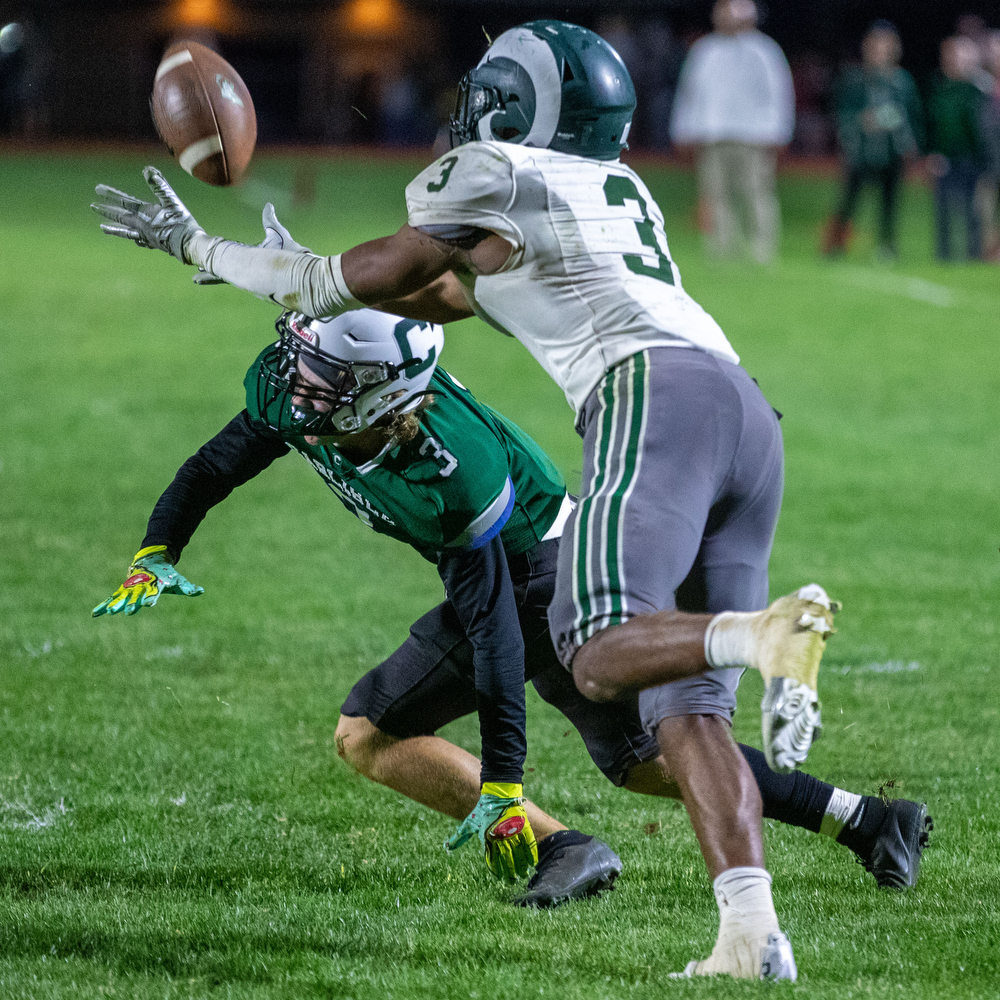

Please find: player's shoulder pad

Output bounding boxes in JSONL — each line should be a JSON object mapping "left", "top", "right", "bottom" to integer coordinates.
{"left": 406, "top": 143, "right": 523, "bottom": 252}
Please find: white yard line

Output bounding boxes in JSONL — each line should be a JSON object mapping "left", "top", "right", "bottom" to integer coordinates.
{"left": 835, "top": 266, "right": 957, "bottom": 308}
{"left": 836, "top": 660, "right": 921, "bottom": 674}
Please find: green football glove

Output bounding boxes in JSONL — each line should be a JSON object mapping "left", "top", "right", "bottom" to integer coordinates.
{"left": 92, "top": 166, "right": 204, "bottom": 263}
{"left": 193, "top": 202, "right": 312, "bottom": 284}
{"left": 445, "top": 782, "right": 539, "bottom": 881}
{"left": 92, "top": 545, "right": 203, "bottom": 617}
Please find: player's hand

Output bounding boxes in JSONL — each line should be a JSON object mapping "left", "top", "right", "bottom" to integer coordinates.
{"left": 445, "top": 782, "right": 538, "bottom": 881}
{"left": 92, "top": 545, "right": 203, "bottom": 617}
{"left": 192, "top": 202, "right": 311, "bottom": 285}
{"left": 92, "top": 166, "right": 204, "bottom": 263}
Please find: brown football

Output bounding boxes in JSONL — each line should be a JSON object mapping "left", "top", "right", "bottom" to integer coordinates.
{"left": 151, "top": 41, "right": 256, "bottom": 186}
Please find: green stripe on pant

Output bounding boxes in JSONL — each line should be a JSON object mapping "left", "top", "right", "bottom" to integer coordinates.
{"left": 572, "top": 351, "right": 649, "bottom": 647}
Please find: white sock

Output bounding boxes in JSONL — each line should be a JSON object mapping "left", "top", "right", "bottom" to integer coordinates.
{"left": 704, "top": 611, "right": 758, "bottom": 668}
{"left": 698, "top": 867, "right": 781, "bottom": 977}
{"left": 819, "top": 788, "right": 863, "bottom": 838}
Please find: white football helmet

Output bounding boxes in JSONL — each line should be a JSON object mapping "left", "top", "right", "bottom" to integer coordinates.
{"left": 254, "top": 309, "right": 444, "bottom": 436}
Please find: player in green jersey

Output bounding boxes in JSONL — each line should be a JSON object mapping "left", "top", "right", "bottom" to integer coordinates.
{"left": 94, "top": 306, "right": 565, "bottom": 884}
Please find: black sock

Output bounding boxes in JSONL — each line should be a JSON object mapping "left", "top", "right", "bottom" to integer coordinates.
{"left": 537, "top": 829, "right": 592, "bottom": 865}
{"left": 835, "top": 796, "right": 888, "bottom": 859}
{"left": 738, "top": 742, "right": 835, "bottom": 833}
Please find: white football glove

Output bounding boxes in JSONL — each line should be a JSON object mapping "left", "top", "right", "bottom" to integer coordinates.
{"left": 92, "top": 166, "right": 203, "bottom": 262}
{"left": 192, "top": 202, "right": 311, "bottom": 285}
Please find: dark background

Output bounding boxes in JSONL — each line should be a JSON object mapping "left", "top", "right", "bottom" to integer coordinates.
{"left": 0, "top": 0, "right": 995, "bottom": 150}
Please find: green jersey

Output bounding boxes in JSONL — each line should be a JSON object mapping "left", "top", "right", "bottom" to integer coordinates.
{"left": 244, "top": 357, "right": 567, "bottom": 561}
{"left": 834, "top": 65, "right": 923, "bottom": 168}
{"left": 143, "top": 357, "right": 568, "bottom": 786}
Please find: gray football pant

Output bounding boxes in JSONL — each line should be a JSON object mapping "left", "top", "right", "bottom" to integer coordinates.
{"left": 547, "top": 347, "right": 784, "bottom": 734}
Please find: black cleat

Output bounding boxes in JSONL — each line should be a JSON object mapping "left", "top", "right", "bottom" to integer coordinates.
{"left": 861, "top": 799, "right": 933, "bottom": 889}
{"left": 513, "top": 834, "right": 621, "bottom": 908}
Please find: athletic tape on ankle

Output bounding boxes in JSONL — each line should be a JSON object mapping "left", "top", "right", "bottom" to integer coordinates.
{"left": 704, "top": 612, "right": 756, "bottom": 669}
{"left": 710, "top": 868, "right": 780, "bottom": 967}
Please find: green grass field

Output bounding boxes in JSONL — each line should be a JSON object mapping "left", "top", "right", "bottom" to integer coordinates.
{"left": 2, "top": 149, "right": 999, "bottom": 999}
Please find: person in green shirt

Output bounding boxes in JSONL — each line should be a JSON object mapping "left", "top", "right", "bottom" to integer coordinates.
{"left": 926, "top": 35, "right": 986, "bottom": 260}
{"left": 824, "top": 20, "right": 923, "bottom": 259}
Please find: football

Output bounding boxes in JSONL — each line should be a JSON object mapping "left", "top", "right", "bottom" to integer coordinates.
{"left": 150, "top": 40, "right": 256, "bottom": 186}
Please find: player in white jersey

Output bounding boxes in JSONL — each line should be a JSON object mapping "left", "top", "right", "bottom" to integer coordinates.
{"left": 405, "top": 139, "right": 740, "bottom": 414}
{"left": 92, "top": 21, "right": 852, "bottom": 980}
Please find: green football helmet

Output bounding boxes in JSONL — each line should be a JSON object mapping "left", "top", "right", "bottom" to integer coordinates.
{"left": 450, "top": 20, "right": 636, "bottom": 161}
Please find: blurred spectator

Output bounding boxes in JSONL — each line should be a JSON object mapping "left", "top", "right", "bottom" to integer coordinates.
{"left": 378, "top": 69, "right": 436, "bottom": 146}
{"left": 955, "top": 13, "right": 995, "bottom": 93}
{"left": 669, "top": 0, "right": 794, "bottom": 263}
{"left": 926, "top": 36, "right": 986, "bottom": 261}
{"left": 823, "top": 21, "right": 923, "bottom": 260}
{"left": 974, "top": 31, "right": 1000, "bottom": 259}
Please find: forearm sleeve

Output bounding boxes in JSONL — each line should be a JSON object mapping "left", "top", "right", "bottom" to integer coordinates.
{"left": 142, "top": 411, "right": 289, "bottom": 562}
{"left": 186, "top": 233, "right": 363, "bottom": 319}
{"left": 437, "top": 538, "right": 527, "bottom": 785}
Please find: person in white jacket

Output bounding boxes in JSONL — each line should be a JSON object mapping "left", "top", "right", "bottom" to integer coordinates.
{"left": 670, "top": 0, "right": 795, "bottom": 262}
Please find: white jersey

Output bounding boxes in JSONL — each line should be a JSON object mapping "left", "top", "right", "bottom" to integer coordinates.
{"left": 406, "top": 142, "right": 739, "bottom": 415}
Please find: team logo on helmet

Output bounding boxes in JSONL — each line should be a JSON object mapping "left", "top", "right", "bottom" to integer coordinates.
{"left": 251, "top": 311, "right": 443, "bottom": 439}
{"left": 450, "top": 20, "right": 636, "bottom": 161}
{"left": 475, "top": 28, "right": 561, "bottom": 147}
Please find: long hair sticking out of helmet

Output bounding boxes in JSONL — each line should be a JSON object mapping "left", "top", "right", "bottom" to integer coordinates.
{"left": 254, "top": 310, "right": 444, "bottom": 439}
{"left": 450, "top": 20, "right": 636, "bottom": 161}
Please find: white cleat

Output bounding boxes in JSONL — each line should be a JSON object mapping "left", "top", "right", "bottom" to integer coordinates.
{"left": 704, "top": 583, "right": 839, "bottom": 772}
{"left": 757, "top": 583, "right": 838, "bottom": 773}
{"left": 670, "top": 931, "right": 798, "bottom": 981}
{"left": 761, "top": 677, "right": 823, "bottom": 773}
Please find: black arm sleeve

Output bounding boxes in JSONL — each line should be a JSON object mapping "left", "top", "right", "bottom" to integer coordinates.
{"left": 437, "top": 537, "right": 526, "bottom": 785}
{"left": 142, "top": 411, "right": 290, "bottom": 562}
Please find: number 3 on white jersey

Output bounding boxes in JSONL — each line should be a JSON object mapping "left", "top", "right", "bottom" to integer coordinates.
{"left": 602, "top": 174, "right": 676, "bottom": 286}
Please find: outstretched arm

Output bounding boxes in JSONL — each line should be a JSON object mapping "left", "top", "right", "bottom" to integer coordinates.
{"left": 436, "top": 536, "right": 527, "bottom": 786}
{"left": 142, "top": 410, "right": 289, "bottom": 561}
{"left": 193, "top": 222, "right": 507, "bottom": 319}
{"left": 93, "top": 168, "right": 507, "bottom": 321}
{"left": 93, "top": 412, "right": 288, "bottom": 617}
{"left": 437, "top": 535, "right": 540, "bottom": 880}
